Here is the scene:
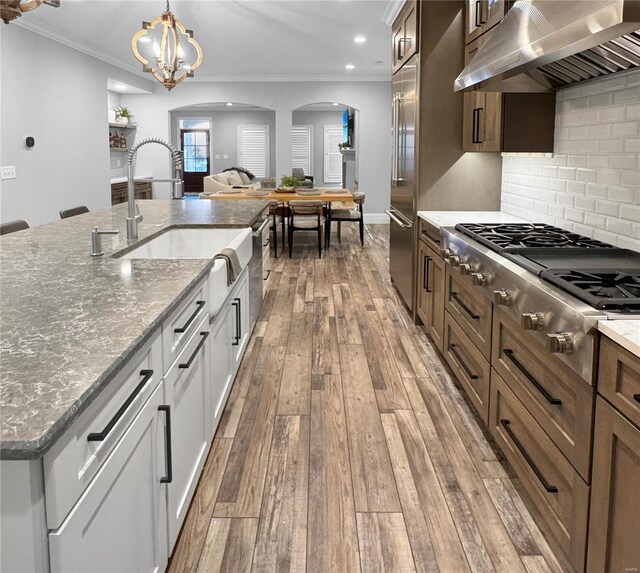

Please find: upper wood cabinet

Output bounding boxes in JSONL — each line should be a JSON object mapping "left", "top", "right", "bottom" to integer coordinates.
{"left": 392, "top": 0, "right": 419, "bottom": 74}
{"left": 462, "top": 33, "right": 556, "bottom": 153}
{"left": 466, "top": 0, "right": 507, "bottom": 44}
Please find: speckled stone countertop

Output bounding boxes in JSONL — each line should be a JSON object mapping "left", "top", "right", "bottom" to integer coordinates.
{"left": 417, "top": 211, "right": 526, "bottom": 229}
{"left": 598, "top": 320, "right": 640, "bottom": 358}
{"left": 0, "top": 199, "right": 268, "bottom": 460}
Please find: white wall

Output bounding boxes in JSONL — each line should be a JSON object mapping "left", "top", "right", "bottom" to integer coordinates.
{"left": 0, "top": 26, "right": 154, "bottom": 226}
{"left": 502, "top": 70, "right": 640, "bottom": 251}
{"left": 292, "top": 109, "right": 346, "bottom": 186}
{"left": 122, "top": 82, "right": 392, "bottom": 215}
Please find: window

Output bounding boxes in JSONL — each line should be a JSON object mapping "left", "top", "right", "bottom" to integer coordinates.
{"left": 238, "top": 125, "right": 269, "bottom": 178}
{"left": 324, "top": 125, "right": 343, "bottom": 184}
{"left": 291, "top": 125, "right": 312, "bottom": 176}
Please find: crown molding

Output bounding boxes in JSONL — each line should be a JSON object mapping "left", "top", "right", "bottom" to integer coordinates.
{"left": 382, "top": 0, "right": 405, "bottom": 26}
{"left": 186, "top": 74, "right": 391, "bottom": 83}
{"left": 14, "top": 18, "right": 149, "bottom": 80}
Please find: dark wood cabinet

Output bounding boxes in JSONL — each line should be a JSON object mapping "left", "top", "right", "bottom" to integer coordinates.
{"left": 111, "top": 181, "right": 153, "bottom": 205}
{"left": 417, "top": 234, "right": 445, "bottom": 354}
{"left": 392, "top": 0, "right": 419, "bottom": 74}
{"left": 466, "top": 0, "right": 507, "bottom": 44}
{"left": 587, "top": 396, "right": 640, "bottom": 573}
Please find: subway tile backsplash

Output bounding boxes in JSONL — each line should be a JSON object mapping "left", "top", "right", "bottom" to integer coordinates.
{"left": 501, "top": 69, "right": 640, "bottom": 252}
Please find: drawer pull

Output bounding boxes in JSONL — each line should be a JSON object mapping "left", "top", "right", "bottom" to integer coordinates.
{"left": 634, "top": 394, "right": 640, "bottom": 404}
{"left": 423, "top": 255, "right": 432, "bottom": 293}
{"left": 232, "top": 298, "right": 242, "bottom": 346}
{"left": 87, "top": 369, "right": 154, "bottom": 442}
{"left": 179, "top": 331, "right": 209, "bottom": 369}
{"left": 264, "top": 269, "right": 271, "bottom": 281}
{"left": 174, "top": 300, "right": 206, "bottom": 333}
{"left": 158, "top": 405, "right": 173, "bottom": 484}
{"left": 449, "top": 343, "right": 479, "bottom": 380}
{"left": 504, "top": 349, "right": 562, "bottom": 406}
{"left": 451, "top": 292, "right": 480, "bottom": 320}
{"left": 500, "top": 419, "right": 558, "bottom": 494}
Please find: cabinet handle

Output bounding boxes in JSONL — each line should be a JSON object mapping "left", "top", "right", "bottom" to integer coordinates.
{"left": 232, "top": 298, "right": 241, "bottom": 346}
{"left": 423, "top": 256, "right": 432, "bottom": 293}
{"left": 87, "top": 370, "right": 154, "bottom": 442}
{"left": 174, "top": 300, "right": 206, "bottom": 333}
{"left": 503, "top": 349, "right": 562, "bottom": 405}
{"left": 472, "top": 108, "right": 478, "bottom": 143}
{"left": 500, "top": 419, "right": 558, "bottom": 493}
{"left": 475, "top": 0, "right": 482, "bottom": 27}
{"left": 397, "top": 37, "right": 405, "bottom": 61}
{"left": 476, "top": 107, "right": 484, "bottom": 143}
{"left": 421, "top": 229, "right": 441, "bottom": 244}
{"left": 449, "top": 343, "right": 479, "bottom": 380}
{"left": 179, "top": 331, "right": 209, "bottom": 369}
{"left": 634, "top": 394, "right": 640, "bottom": 404}
{"left": 159, "top": 405, "right": 173, "bottom": 484}
{"left": 451, "top": 291, "right": 480, "bottom": 320}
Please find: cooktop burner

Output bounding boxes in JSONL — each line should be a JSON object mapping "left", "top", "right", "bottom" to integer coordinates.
{"left": 542, "top": 269, "right": 640, "bottom": 311}
{"left": 455, "top": 223, "right": 615, "bottom": 252}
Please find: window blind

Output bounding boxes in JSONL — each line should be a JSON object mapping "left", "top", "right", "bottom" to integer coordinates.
{"left": 291, "top": 125, "right": 312, "bottom": 176}
{"left": 238, "top": 125, "right": 269, "bottom": 178}
{"left": 324, "top": 125, "right": 343, "bottom": 184}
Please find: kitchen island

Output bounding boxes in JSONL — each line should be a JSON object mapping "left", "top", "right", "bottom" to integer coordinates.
{"left": 0, "top": 199, "right": 269, "bottom": 573}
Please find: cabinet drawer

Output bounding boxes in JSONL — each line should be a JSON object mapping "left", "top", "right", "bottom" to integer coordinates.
{"left": 44, "top": 333, "right": 163, "bottom": 529}
{"left": 418, "top": 218, "right": 442, "bottom": 254}
{"left": 598, "top": 335, "right": 640, "bottom": 428}
{"left": 490, "top": 371, "right": 590, "bottom": 573}
{"left": 492, "top": 306, "right": 595, "bottom": 481}
{"left": 445, "top": 267, "right": 492, "bottom": 358}
{"left": 162, "top": 279, "right": 208, "bottom": 373}
{"left": 444, "top": 311, "right": 491, "bottom": 423}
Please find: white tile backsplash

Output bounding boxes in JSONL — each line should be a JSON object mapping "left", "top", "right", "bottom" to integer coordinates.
{"left": 501, "top": 70, "right": 640, "bottom": 251}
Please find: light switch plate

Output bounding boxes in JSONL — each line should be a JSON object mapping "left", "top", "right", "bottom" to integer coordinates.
{"left": 1, "top": 166, "right": 17, "bottom": 180}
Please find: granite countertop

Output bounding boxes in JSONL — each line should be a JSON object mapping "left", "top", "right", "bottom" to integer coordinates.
{"left": 417, "top": 211, "right": 526, "bottom": 229}
{"left": 0, "top": 199, "right": 268, "bottom": 459}
{"left": 598, "top": 320, "right": 640, "bottom": 358}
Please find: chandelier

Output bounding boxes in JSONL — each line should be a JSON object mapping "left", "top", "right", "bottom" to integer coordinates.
{"left": 131, "top": 0, "right": 203, "bottom": 91}
{"left": 1, "top": 0, "right": 59, "bottom": 24}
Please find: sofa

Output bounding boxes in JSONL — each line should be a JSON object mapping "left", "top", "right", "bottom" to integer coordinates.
{"left": 202, "top": 169, "right": 261, "bottom": 195}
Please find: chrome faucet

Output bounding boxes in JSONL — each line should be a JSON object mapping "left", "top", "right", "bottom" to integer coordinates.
{"left": 126, "top": 138, "right": 183, "bottom": 240}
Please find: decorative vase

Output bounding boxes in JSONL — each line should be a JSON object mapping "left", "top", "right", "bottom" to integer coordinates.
{"left": 116, "top": 116, "right": 129, "bottom": 126}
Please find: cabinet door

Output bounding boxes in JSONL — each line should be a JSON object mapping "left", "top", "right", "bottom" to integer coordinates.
{"left": 210, "top": 304, "right": 233, "bottom": 436}
{"left": 392, "top": 24, "right": 404, "bottom": 72}
{"left": 164, "top": 316, "right": 211, "bottom": 551}
{"left": 49, "top": 381, "right": 168, "bottom": 573}
{"left": 401, "top": 1, "right": 418, "bottom": 64}
{"left": 417, "top": 240, "right": 432, "bottom": 327}
{"left": 429, "top": 248, "right": 445, "bottom": 353}
{"left": 587, "top": 397, "right": 640, "bottom": 573}
{"left": 466, "top": 0, "right": 483, "bottom": 43}
{"left": 231, "top": 270, "right": 251, "bottom": 369}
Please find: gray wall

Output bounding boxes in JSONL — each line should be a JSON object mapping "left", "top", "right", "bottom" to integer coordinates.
{"left": 0, "top": 25, "right": 154, "bottom": 226}
{"left": 169, "top": 109, "right": 276, "bottom": 177}
{"left": 292, "top": 110, "right": 345, "bottom": 185}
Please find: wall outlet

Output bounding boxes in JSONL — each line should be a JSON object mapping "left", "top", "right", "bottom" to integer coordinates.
{"left": 1, "top": 166, "right": 17, "bottom": 180}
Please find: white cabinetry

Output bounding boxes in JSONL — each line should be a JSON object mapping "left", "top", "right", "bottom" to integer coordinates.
{"left": 163, "top": 314, "right": 212, "bottom": 550}
{"left": 231, "top": 268, "right": 251, "bottom": 368}
{"left": 48, "top": 380, "right": 168, "bottom": 573}
{"left": 210, "top": 302, "right": 233, "bottom": 433}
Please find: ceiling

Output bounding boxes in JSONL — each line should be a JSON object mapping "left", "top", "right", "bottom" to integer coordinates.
{"left": 17, "top": 0, "right": 394, "bottom": 82}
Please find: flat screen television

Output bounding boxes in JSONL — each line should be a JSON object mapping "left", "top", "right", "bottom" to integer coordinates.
{"left": 342, "top": 109, "right": 354, "bottom": 147}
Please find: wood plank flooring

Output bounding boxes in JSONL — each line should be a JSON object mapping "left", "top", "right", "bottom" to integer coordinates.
{"left": 168, "top": 225, "right": 569, "bottom": 573}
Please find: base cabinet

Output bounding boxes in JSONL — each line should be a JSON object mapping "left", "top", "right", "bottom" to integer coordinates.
{"left": 49, "top": 380, "right": 168, "bottom": 573}
{"left": 587, "top": 397, "right": 640, "bottom": 573}
{"left": 417, "top": 239, "right": 445, "bottom": 353}
{"left": 210, "top": 303, "right": 234, "bottom": 433}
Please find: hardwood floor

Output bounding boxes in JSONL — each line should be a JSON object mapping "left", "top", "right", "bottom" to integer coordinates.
{"left": 168, "top": 225, "right": 568, "bottom": 573}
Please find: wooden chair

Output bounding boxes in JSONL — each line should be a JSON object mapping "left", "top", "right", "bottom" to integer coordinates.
{"left": 268, "top": 201, "right": 286, "bottom": 258}
{"left": 60, "top": 206, "right": 89, "bottom": 219}
{"left": 292, "top": 168, "right": 314, "bottom": 188}
{"left": 327, "top": 192, "right": 365, "bottom": 246}
{"left": 0, "top": 219, "right": 29, "bottom": 236}
{"left": 288, "top": 200, "right": 326, "bottom": 259}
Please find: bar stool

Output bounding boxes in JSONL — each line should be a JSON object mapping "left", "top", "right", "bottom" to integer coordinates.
{"left": 0, "top": 219, "right": 29, "bottom": 235}
{"left": 60, "top": 206, "right": 89, "bottom": 219}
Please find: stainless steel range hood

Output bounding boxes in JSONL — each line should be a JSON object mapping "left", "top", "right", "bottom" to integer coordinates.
{"left": 455, "top": 0, "right": 640, "bottom": 93}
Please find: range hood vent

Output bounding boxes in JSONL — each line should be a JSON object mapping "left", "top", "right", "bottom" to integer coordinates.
{"left": 455, "top": 0, "right": 640, "bottom": 93}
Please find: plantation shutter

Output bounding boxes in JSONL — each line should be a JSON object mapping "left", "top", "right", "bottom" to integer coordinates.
{"left": 238, "top": 125, "right": 269, "bottom": 178}
{"left": 291, "top": 125, "right": 312, "bottom": 176}
{"left": 324, "top": 125, "right": 343, "bottom": 184}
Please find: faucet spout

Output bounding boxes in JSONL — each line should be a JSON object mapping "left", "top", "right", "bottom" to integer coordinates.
{"left": 126, "top": 137, "right": 183, "bottom": 240}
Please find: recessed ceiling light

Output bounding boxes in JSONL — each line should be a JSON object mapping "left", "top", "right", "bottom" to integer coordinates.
{"left": 345, "top": 64, "right": 355, "bottom": 70}
{"left": 226, "top": 102, "right": 233, "bottom": 106}
{"left": 354, "top": 35, "right": 366, "bottom": 44}
{"left": 332, "top": 102, "right": 340, "bottom": 106}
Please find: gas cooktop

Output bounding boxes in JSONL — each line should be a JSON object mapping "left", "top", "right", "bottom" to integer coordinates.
{"left": 455, "top": 222, "right": 640, "bottom": 313}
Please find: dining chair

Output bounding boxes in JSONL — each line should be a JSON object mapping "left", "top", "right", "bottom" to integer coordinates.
{"left": 292, "top": 168, "right": 314, "bottom": 188}
{"left": 60, "top": 206, "right": 89, "bottom": 219}
{"left": 0, "top": 219, "right": 30, "bottom": 235}
{"left": 288, "top": 200, "right": 326, "bottom": 259}
{"left": 327, "top": 192, "right": 365, "bottom": 246}
{"left": 268, "top": 200, "right": 286, "bottom": 258}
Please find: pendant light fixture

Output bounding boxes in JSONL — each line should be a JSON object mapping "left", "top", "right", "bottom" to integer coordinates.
{"left": 131, "top": 0, "right": 203, "bottom": 91}
{"left": 1, "top": 0, "right": 59, "bottom": 25}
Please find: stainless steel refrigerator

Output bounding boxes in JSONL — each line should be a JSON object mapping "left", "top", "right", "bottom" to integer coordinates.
{"left": 387, "top": 54, "right": 418, "bottom": 313}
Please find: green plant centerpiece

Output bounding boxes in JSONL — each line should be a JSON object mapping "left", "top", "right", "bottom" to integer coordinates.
{"left": 115, "top": 106, "right": 135, "bottom": 126}
{"left": 279, "top": 175, "right": 301, "bottom": 191}
{"left": 338, "top": 142, "right": 351, "bottom": 150}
